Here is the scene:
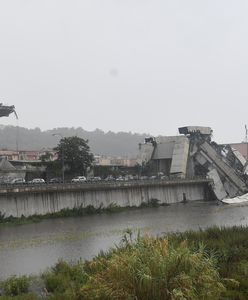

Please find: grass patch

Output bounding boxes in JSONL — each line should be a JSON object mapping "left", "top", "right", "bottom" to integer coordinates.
{"left": 140, "top": 198, "right": 160, "bottom": 207}
{"left": 0, "top": 295, "right": 37, "bottom": 300}
{"left": 0, "top": 275, "right": 31, "bottom": 297}
{"left": 42, "top": 260, "right": 87, "bottom": 299}
{"left": 0, "top": 199, "right": 165, "bottom": 226}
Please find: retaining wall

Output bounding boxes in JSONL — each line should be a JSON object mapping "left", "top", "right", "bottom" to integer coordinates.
{"left": 0, "top": 179, "right": 211, "bottom": 217}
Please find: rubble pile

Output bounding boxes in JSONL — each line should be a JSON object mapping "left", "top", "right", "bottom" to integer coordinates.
{"left": 138, "top": 126, "right": 248, "bottom": 200}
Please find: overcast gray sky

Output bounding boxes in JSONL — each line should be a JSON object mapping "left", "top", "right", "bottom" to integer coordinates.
{"left": 0, "top": 0, "right": 248, "bottom": 143}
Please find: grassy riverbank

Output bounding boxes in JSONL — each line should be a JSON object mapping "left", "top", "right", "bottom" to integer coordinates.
{"left": 0, "top": 199, "right": 162, "bottom": 226}
{"left": 1, "top": 226, "right": 248, "bottom": 299}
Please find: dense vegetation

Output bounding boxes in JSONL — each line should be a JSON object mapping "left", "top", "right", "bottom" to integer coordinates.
{"left": 53, "top": 136, "right": 94, "bottom": 177}
{"left": 2, "top": 226, "right": 248, "bottom": 299}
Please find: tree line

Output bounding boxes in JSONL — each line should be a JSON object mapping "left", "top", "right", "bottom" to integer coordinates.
{"left": 0, "top": 125, "right": 148, "bottom": 157}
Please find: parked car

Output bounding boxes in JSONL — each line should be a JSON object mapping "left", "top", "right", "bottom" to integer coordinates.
{"left": 71, "top": 176, "right": 87, "bottom": 183}
{"left": 10, "top": 178, "right": 26, "bottom": 184}
{"left": 124, "top": 175, "right": 134, "bottom": 181}
{"left": 0, "top": 177, "right": 13, "bottom": 184}
{"left": 91, "top": 176, "right": 102, "bottom": 182}
{"left": 30, "top": 178, "right": 45, "bottom": 184}
{"left": 49, "top": 177, "right": 62, "bottom": 184}
{"left": 105, "top": 175, "right": 115, "bottom": 181}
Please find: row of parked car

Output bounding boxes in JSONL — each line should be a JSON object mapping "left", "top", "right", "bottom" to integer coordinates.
{"left": 4, "top": 176, "right": 87, "bottom": 185}
{"left": 5, "top": 174, "right": 169, "bottom": 185}
{"left": 70, "top": 175, "right": 168, "bottom": 183}
{"left": 9, "top": 178, "right": 46, "bottom": 184}
{"left": 71, "top": 176, "right": 104, "bottom": 183}
{"left": 5, "top": 176, "right": 87, "bottom": 185}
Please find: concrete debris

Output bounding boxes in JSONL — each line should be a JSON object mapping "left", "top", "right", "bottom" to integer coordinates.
{"left": 170, "top": 137, "right": 189, "bottom": 178}
{"left": 178, "top": 126, "right": 212, "bottom": 136}
{"left": 137, "top": 142, "right": 154, "bottom": 165}
{"left": 207, "top": 169, "right": 227, "bottom": 200}
{"left": 138, "top": 126, "right": 248, "bottom": 200}
{"left": 0, "top": 103, "right": 18, "bottom": 119}
{"left": 222, "top": 192, "right": 248, "bottom": 204}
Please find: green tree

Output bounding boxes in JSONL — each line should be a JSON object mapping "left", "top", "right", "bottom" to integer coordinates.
{"left": 39, "top": 151, "right": 53, "bottom": 162}
{"left": 54, "top": 136, "right": 94, "bottom": 177}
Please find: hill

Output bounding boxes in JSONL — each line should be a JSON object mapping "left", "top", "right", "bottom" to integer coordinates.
{"left": 0, "top": 125, "right": 149, "bottom": 157}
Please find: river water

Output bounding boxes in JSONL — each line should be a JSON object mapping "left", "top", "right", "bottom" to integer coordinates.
{"left": 1, "top": 200, "right": 248, "bottom": 279}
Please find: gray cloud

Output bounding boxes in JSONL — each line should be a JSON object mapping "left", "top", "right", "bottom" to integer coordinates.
{"left": 0, "top": 0, "right": 248, "bottom": 143}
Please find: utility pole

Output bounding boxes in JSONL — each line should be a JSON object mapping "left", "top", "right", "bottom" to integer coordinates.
{"left": 52, "top": 133, "right": 65, "bottom": 183}
{"left": 245, "top": 125, "right": 248, "bottom": 161}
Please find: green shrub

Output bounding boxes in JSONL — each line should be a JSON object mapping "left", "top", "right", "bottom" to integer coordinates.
{"left": 79, "top": 234, "right": 225, "bottom": 300}
{"left": 1, "top": 275, "right": 30, "bottom": 296}
{"left": 42, "top": 260, "right": 87, "bottom": 297}
{"left": 140, "top": 198, "right": 160, "bottom": 207}
{"left": 0, "top": 294, "right": 37, "bottom": 300}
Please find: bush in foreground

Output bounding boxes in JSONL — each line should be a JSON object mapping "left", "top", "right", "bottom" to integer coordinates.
{"left": 1, "top": 275, "right": 30, "bottom": 296}
{"left": 40, "top": 235, "right": 225, "bottom": 299}
{"left": 42, "top": 260, "right": 87, "bottom": 299}
{"left": 77, "top": 233, "right": 225, "bottom": 299}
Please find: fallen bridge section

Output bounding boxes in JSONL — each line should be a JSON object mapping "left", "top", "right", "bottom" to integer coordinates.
{"left": 199, "top": 141, "right": 247, "bottom": 197}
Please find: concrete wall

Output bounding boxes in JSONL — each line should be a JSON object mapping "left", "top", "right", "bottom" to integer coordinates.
{"left": 0, "top": 180, "right": 210, "bottom": 218}
{"left": 170, "top": 137, "right": 189, "bottom": 178}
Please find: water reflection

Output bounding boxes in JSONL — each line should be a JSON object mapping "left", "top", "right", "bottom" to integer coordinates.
{"left": 1, "top": 200, "right": 248, "bottom": 279}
